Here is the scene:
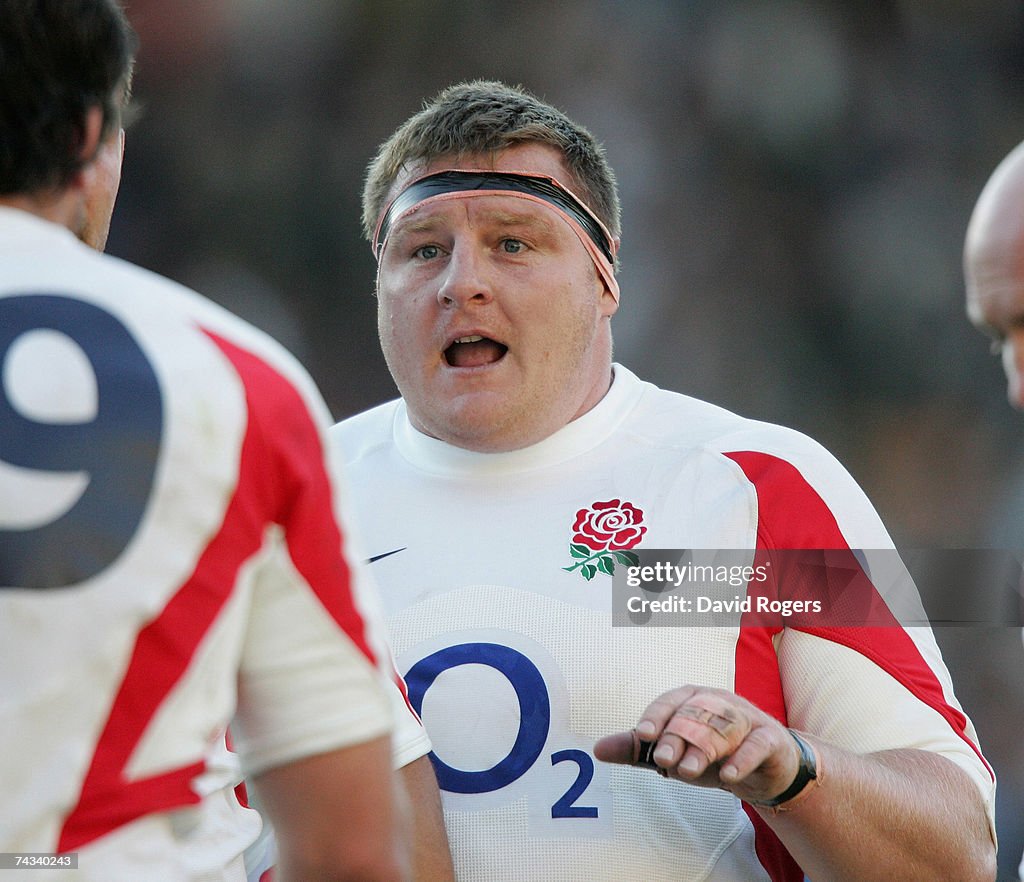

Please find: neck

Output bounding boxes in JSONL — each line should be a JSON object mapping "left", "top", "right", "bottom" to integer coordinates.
{"left": 0, "top": 189, "right": 80, "bottom": 232}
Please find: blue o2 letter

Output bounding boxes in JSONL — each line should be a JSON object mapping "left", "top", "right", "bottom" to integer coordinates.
{"left": 405, "top": 642, "right": 551, "bottom": 794}
{"left": 0, "top": 295, "right": 163, "bottom": 589}
{"left": 550, "top": 749, "right": 599, "bottom": 818}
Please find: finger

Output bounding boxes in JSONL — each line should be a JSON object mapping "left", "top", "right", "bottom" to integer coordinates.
{"left": 595, "top": 730, "right": 668, "bottom": 777}
{"left": 719, "top": 727, "right": 785, "bottom": 785}
{"left": 661, "top": 706, "right": 745, "bottom": 766}
{"left": 657, "top": 741, "right": 712, "bottom": 779}
{"left": 635, "top": 686, "right": 699, "bottom": 739}
{"left": 675, "top": 702, "right": 740, "bottom": 737}
{"left": 593, "top": 731, "right": 639, "bottom": 765}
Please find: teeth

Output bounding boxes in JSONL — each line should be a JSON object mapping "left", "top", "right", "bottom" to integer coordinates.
{"left": 454, "top": 335, "right": 484, "bottom": 344}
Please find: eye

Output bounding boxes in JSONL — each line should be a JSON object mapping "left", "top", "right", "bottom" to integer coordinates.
{"left": 501, "top": 238, "right": 525, "bottom": 254}
{"left": 414, "top": 244, "right": 441, "bottom": 260}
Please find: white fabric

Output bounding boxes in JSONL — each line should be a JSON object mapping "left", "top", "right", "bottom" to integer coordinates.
{"left": 331, "top": 362, "right": 995, "bottom": 882}
{"left": 0, "top": 208, "right": 423, "bottom": 881}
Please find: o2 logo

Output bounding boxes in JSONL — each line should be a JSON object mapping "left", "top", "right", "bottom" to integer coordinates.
{"left": 403, "top": 637, "right": 613, "bottom": 835}
{"left": 0, "top": 295, "right": 163, "bottom": 589}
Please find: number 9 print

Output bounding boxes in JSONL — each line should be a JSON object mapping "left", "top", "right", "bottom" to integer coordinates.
{"left": 0, "top": 295, "right": 163, "bottom": 590}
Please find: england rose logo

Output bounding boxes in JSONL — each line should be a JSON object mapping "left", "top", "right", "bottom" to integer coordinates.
{"left": 564, "top": 499, "right": 646, "bottom": 581}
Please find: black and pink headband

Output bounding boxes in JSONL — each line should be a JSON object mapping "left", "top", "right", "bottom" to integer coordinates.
{"left": 372, "top": 169, "right": 619, "bottom": 303}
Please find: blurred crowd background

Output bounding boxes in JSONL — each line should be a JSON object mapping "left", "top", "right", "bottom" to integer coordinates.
{"left": 113, "top": 0, "right": 1024, "bottom": 876}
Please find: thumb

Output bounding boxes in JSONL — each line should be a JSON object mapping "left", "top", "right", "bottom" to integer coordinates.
{"left": 593, "top": 731, "right": 637, "bottom": 765}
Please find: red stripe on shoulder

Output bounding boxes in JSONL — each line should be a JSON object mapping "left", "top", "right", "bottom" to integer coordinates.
{"left": 733, "top": 596, "right": 797, "bottom": 881}
{"left": 724, "top": 450, "right": 991, "bottom": 776}
{"left": 724, "top": 450, "right": 800, "bottom": 881}
{"left": 58, "top": 331, "right": 377, "bottom": 852}
{"left": 205, "top": 332, "right": 377, "bottom": 667}
{"left": 59, "top": 335, "right": 276, "bottom": 850}
{"left": 724, "top": 449, "right": 992, "bottom": 881}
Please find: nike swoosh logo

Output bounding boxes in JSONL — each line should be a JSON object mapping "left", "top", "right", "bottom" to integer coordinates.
{"left": 367, "top": 547, "right": 407, "bottom": 564}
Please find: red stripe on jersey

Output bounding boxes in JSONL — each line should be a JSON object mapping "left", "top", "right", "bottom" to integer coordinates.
{"left": 393, "top": 670, "right": 421, "bottom": 723}
{"left": 732, "top": 543, "right": 800, "bottom": 880}
{"left": 59, "top": 342, "right": 274, "bottom": 850}
{"left": 725, "top": 450, "right": 991, "bottom": 881}
{"left": 725, "top": 451, "right": 991, "bottom": 774}
{"left": 58, "top": 331, "right": 375, "bottom": 852}
{"left": 209, "top": 335, "right": 377, "bottom": 667}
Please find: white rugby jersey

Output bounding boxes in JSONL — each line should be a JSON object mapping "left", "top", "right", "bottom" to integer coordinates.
{"left": 332, "top": 363, "right": 995, "bottom": 882}
{"left": 0, "top": 208, "right": 426, "bottom": 881}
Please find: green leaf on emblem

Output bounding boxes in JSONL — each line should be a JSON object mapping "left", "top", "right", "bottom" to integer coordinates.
{"left": 582, "top": 564, "right": 597, "bottom": 580}
{"left": 613, "top": 551, "right": 640, "bottom": 567}
{"left": 570, "top": 544, "right": 590, "bottom": 559}
{"left": 597, "top": 555, "right": 615, "bottom": 576}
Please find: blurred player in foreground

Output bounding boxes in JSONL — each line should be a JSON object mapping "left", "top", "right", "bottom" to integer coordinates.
{"left": 964, "top": 138, "right": 1024, "bottom": 882}
{"left": 0, "top": 2, "right": 451, "bottom": 879}
{"left": 331, "top": 80, "right": 997, "bottom": 881}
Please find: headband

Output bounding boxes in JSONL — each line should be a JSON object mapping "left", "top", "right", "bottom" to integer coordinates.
{"left": 372, "top": 169, "right": 619, "bottom": 303}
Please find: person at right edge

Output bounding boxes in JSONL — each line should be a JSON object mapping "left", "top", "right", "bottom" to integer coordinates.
{"left": 964, "top": 138, "right": 1024, "bottom": 882}
{"left": 331, "top": 79, "right": 998, "bottom": 881}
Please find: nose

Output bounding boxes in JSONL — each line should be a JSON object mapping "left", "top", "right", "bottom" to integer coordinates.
{"left": 436, "top": 243, "right": 492, "bottom": 308}
{"left": 1002, "top": 332, "right": 1024, "bottom": 410}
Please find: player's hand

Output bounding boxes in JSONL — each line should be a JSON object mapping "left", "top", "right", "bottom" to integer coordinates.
{"left": 593, "top": 685, "right": 801, "bottom": 805}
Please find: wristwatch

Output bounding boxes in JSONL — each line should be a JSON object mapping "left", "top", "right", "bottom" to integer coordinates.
{"left": 753, "top": 729, "right": 818, "bottom": 808}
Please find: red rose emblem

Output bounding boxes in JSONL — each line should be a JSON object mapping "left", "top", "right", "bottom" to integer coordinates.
{"left": 571, "top": 499, "right": 646, "bottom": 552}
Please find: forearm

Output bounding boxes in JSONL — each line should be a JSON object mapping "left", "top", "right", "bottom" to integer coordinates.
{"left": 255, "top": 738, "right": 410, "bottom": 882}
{"left": 760, "top": 740, "right": 996, "bottom": 882}
{"left": 596, "top": 685, "right": 996, "bottom": 881}
{"left": 400, "top": 755, "right": 455, "bottom": 881}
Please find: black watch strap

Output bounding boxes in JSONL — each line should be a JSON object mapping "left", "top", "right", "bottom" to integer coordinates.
{"left": 754, "top": 729, "right": 818, "bottom": 808}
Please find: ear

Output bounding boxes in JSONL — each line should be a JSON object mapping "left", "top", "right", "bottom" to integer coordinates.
{"left": 69, "top": 106, "right": 106, "bottom": 193}
{"left": 599, "top": 280, "right": 619, "bottom": 318}
{"left": 600, "top": 235, "right": 622, "bottom": 317}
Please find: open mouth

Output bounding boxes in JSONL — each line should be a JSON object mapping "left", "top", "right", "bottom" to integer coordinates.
{"left": 443, "top": 335, "right": 509, "bottom": 368}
